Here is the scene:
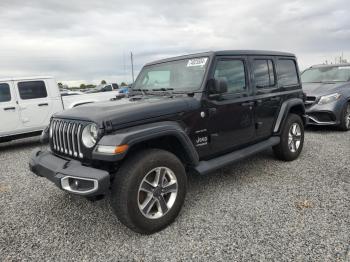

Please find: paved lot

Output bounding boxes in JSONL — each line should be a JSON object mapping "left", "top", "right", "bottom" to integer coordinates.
{"left": 0, "top": 129, "right": 349, "bottom": 261}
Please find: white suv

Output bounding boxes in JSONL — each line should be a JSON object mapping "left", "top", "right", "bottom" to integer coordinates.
{"left": 0, "top": 77, "right": 127, "bottom": 142}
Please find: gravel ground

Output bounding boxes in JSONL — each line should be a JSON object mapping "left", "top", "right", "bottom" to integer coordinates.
{"left": 0, "top": 129, "right": 349, "bottom": 261}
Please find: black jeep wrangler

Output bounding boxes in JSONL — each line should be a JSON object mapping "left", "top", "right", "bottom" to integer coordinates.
{"left": 30, "top": 50, "right": 306, "bottom": 234}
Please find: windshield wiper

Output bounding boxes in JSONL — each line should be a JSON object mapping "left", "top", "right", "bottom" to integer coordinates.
{"left": 322, "top": 80, "right": 347, "bottom": 83}
{"left": 132, "top": 88, "right": 149, "bottom": 92}
{"left": 304, "top": 81, "right": 342, "bottom": 84}
{"left": 131, "top": 88, "right": 149, "bottom": 97}
{"left": 151, "top": 88, "right": 174, "bottom": 92}
{"left": 148, "top": 88, "right": 175, "bottom": 97}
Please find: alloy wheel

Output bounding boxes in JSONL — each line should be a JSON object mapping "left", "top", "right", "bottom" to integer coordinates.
{"left": 288, "top": 123, "right": 302, "bottom": 153}
{"left": 345, "top": 104, "right": 350, "bottom": 129}
{"left": 138, "top": 167, "right": 178, "bottom": 219}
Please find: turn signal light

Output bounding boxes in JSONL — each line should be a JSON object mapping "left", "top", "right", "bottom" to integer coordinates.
{"left": 96, "top": 144, "right": 129, "bottom": 154}
{"left": 114, "top": 144, "right": 129, "bottom": 154}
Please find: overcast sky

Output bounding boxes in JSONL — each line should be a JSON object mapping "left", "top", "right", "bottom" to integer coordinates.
{"left": 0, "top": 0, "right": 349, "bottom": 86}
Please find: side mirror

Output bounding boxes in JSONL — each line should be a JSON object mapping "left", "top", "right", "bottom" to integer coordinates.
{"left": 207, "top": 78, "right": 228, "bottom": 99}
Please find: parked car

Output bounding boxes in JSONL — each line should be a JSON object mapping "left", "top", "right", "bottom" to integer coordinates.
{"left": 86, "top": 83, "right": 119, "bottom": 93}
{"left": 118, "top": 86, "right": 129, "bottom": 94}
{"left": 0, "top": 77, "right": 124, "bottom": 142}
{"left": 29, "top": 50, "right": 306, "bottom": 234}
{"left": 301, "top": 64, "right": 350, "bottom": 130}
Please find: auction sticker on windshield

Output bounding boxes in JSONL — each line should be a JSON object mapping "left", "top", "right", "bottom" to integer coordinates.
{"left": 187, "top": 57, "right": 208, "bottom": 67}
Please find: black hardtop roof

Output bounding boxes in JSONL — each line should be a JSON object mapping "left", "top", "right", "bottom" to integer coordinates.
{"left": 145, "top": 50, "right": 296, "bottom": 66}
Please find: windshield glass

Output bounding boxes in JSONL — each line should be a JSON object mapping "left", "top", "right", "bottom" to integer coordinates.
{"left": 301, "top": 66, "right": 350, "bottom": 83}
{"left": 133, "top": 57, "right": 209, "bottom": 92}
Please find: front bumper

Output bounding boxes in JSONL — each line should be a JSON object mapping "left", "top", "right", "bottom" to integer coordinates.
{"left": 29, "top": 149, "right": 110, "bottom": 196}
{"left": 305, "top": 101, "right": 343, "bottom": 126}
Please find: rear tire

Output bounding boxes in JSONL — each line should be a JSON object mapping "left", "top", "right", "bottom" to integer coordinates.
{"left": 273, "top": 113, "right": 304, "bottom": 161}
{"left": 339, "top": 102, "right": 350, "bottom": 131}
{"left": 110, "top": 149, "right": 187, "bottom": 234}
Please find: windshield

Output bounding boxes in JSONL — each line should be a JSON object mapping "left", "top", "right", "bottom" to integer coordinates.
{"left": 133, "top": 57, "right": 209, "bottom": 92}
{"left": 301, "top": 66, "right": 350, "bottom": 83}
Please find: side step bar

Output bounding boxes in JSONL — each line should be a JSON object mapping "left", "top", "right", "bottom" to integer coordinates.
{"left": 194, "top": 137, "right": 280, "bottom": 175}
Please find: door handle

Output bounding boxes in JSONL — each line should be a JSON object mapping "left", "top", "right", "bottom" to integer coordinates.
{"left": 38, "top": 103, "right": 49, "bottom": 106}
{"left": 241, "top": 101, "right": 254, "bottom": 106}
{"left": 270, "top": 97, "right": 280, "bottom": 101}
{"left": 4, "top": 107, "right": 16, "bottom": 111}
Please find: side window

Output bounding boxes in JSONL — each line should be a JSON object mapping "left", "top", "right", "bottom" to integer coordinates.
{"left": 0, "top": 83, "right": 11, "bottom": 102}
{"left": 277, "top": 59, "right": 299, "bottom": 86}
{"left": 253, "top": 59, "right": 275, "bottom": 88}
{"left": 18, "top": 81, "right": 47, "bottom": 100}
{"left": 214, "top": 60, "right": 246, "bottom": 94}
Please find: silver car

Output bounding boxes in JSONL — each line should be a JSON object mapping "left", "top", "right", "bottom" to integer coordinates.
{"left": 301, "top": 64, "right": 350, "bottom": 131}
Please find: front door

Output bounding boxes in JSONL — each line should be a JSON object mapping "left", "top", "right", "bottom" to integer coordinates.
{"left": 0, "top": 81, "right": 22, "bottom": 136}
{"left": 250, "top": 57, "right": 281, "bottom": 139}
{"left": 14, "top": 80, "right": 52, "bottom": 129}
{"left": 205, "top": 56, "right": 255, "bottom": 157}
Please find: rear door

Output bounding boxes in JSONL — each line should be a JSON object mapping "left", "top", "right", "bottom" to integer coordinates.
{"left": 0, "top": 81, "right": 22, "bottom": 136}
{"left": 14, "top": 80, "right": 52, "bottom": 129}
{"left": 250, "top": 57, "right": 281, "bottom": 139}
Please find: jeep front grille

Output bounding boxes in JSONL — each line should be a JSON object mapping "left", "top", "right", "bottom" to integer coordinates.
{"left": 50, "top": 119, "right": 84, "bottom": 158}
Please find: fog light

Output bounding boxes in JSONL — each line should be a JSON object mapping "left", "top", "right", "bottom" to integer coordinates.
{"left": 61, "top": 176, "right": 98, "bottom": 195}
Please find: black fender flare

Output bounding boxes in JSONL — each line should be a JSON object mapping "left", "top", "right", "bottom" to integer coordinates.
{"left": 93, "top": 121, "right": 199, "bottom": 165}
{"left": 273, "top": 98, "right": 306, "bottom": 134}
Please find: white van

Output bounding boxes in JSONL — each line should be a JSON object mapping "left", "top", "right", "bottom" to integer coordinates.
{"left": 0, "top": 76, "right": 124, "bottom": 142}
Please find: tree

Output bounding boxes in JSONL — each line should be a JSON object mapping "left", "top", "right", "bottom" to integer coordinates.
{"left": 101, "top": 80, "right": 107, "bottom": 84}
{"left": 80, "top": 84, "right": 86, "bottom": 89}
{"left": 86, "top": 84, "right": 96, "bottom": 89}
{"left": 120, "top": 82, "right": 127, "bottom": 87}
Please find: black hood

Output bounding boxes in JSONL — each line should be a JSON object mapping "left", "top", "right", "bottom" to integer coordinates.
{"left": 303, "top": 82, "right": 349, "bottom": 97}
{"left": 54, "top": 96, "right": 200, "bottom": 128}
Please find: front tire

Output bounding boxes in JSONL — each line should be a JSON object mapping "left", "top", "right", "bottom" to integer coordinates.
{"left": 273, "top": 113, "right": 304, "bottom": 161}
{"left": 111, "top": 149, "right": 187, "bottom": 234}
{"left": 339, "top": 102, "right": 350, "bottom": 131}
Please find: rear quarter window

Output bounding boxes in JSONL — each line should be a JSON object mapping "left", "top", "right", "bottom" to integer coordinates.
{"left": 0, "top": 83, "right": 11, "bottom": 102}
{"left": 277, "top": 59, "right": 299, "bottom": 86}
{"left": 18, "top": 81, "right": 48, "bottom": 100}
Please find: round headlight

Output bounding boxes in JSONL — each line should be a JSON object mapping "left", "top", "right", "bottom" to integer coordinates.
{"left": 82, "top": 124, "right": 99, "bottom": 148}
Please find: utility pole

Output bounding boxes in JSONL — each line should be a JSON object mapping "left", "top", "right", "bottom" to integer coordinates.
{"left": 123, "top": 51, "right": 126, "bottom": 78}
{"left": 131, "top": 52, "right": 135, "bottom": 83}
